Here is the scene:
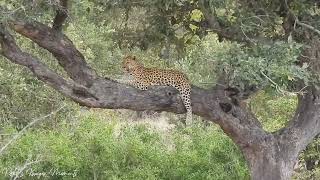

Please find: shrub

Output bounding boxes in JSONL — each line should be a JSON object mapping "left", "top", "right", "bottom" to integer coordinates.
{"left": 0, "top": 114, "right": 248, "bottom": 179}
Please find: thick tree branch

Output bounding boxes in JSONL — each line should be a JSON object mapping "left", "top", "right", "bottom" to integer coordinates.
{"left": 0, "top": 26, "right": 100, "bottom": 107}
{"left": 10, "top": 20, "right": 97, "bottom": 87}
{"left": 275, "top": 38, "right": 320, "bottom": 155}
{"left": 275, "top": 90, "right": 320, "bottom": 156}
{"left": 52, "top": 0, "right": 69, "bottom": 31}
{"left": 86, "top": 78, "right": 265, "bottom": 148}
{"left": 0, "top": 22, "right": 266, "bottom": 149}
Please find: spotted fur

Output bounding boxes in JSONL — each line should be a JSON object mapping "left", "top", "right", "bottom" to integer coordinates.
{"left": 122, "top": 55, "right": 192, "bottom": 124}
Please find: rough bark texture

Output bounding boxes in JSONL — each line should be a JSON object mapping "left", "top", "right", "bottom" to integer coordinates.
{"left": 1, "top": 5, "right": 320, "bottom": 179}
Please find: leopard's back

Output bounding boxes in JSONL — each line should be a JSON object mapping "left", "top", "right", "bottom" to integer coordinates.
{"left": 142, "top": 68, "right": 189, "bottom": 87}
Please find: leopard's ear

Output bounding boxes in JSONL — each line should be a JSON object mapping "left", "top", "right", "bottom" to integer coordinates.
{"left": 133, "top": 56, "right": 136, "bottom": 60}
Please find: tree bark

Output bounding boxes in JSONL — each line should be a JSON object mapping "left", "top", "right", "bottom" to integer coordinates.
{"left": 244, "top": 145, "right": 297, "bottom": 180}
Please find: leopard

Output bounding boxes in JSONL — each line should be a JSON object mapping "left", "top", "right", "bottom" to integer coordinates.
{"left": 121, "top": 55, "right": 192, "bottom": 125}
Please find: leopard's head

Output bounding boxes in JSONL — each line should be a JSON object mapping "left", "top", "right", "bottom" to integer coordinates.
{"left": 122, "top": 55, "right": 143, "bottom": 73}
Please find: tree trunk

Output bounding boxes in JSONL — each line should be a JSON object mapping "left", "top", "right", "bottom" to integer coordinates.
{"left": 241, "top": 137, "right": 298, "bottom": 180}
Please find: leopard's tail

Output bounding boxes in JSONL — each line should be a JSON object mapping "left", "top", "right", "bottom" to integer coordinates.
{"left": 180, "top": 86, "right": 192, "bottom": 125}
{"left": 186, "top": 108, "right": 192, "bottom": 125}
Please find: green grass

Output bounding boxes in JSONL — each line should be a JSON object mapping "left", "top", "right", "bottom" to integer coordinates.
{"left": 0, "top": 113, "right": 249, "bottom": 180}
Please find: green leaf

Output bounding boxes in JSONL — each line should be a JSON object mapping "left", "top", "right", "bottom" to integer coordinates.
{"left": 190, "top": 9, "right": 203, "bottom": 22}
{"left": 189, "top": 24, "right": 199, "bottom": 32}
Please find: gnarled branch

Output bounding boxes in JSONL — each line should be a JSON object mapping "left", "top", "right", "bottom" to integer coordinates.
{"left": 0, "top": 25, "right": 100, "bottom": 107}
{"left": 0, "top": 21, "right": 265, "bottom": 149}
{"left": 10, "top": 20, "right": 97, "bottom": 87}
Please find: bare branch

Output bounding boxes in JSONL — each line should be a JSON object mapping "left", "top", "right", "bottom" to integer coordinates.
{"left": 0, "top": 26, "right": 100, "bottom": 107}
{"left": 10, "top": 20, "right": 97, "bottom": 87}
{"left": 260, "top": 70, "right": 307, "bottom": 96}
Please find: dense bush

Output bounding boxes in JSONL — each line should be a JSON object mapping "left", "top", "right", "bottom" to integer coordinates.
{"left": 0, "top": 113, "right": 248, "bottom": 179}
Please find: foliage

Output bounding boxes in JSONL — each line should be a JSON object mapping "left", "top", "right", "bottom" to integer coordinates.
{"left": 293, "top": 136, "right": 320, "bottom": 180}
{"left": 250, "top": 91, "right": 297, "bottom": 132}
{"left": 293, "top": 169, "right": 320, "bottom": 180}
{"left": 212, "top": 41, "right": 307, "bottom": 91}
{"left": 1, "top": 0, "right": 312, "bottom": 89}
{"left": 0, "top": 114, "right": 249, "bottom": 179}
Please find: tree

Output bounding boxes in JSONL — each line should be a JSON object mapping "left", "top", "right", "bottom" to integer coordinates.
{"left": 0, "top": 0, "right": 320, "bottom": 179}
